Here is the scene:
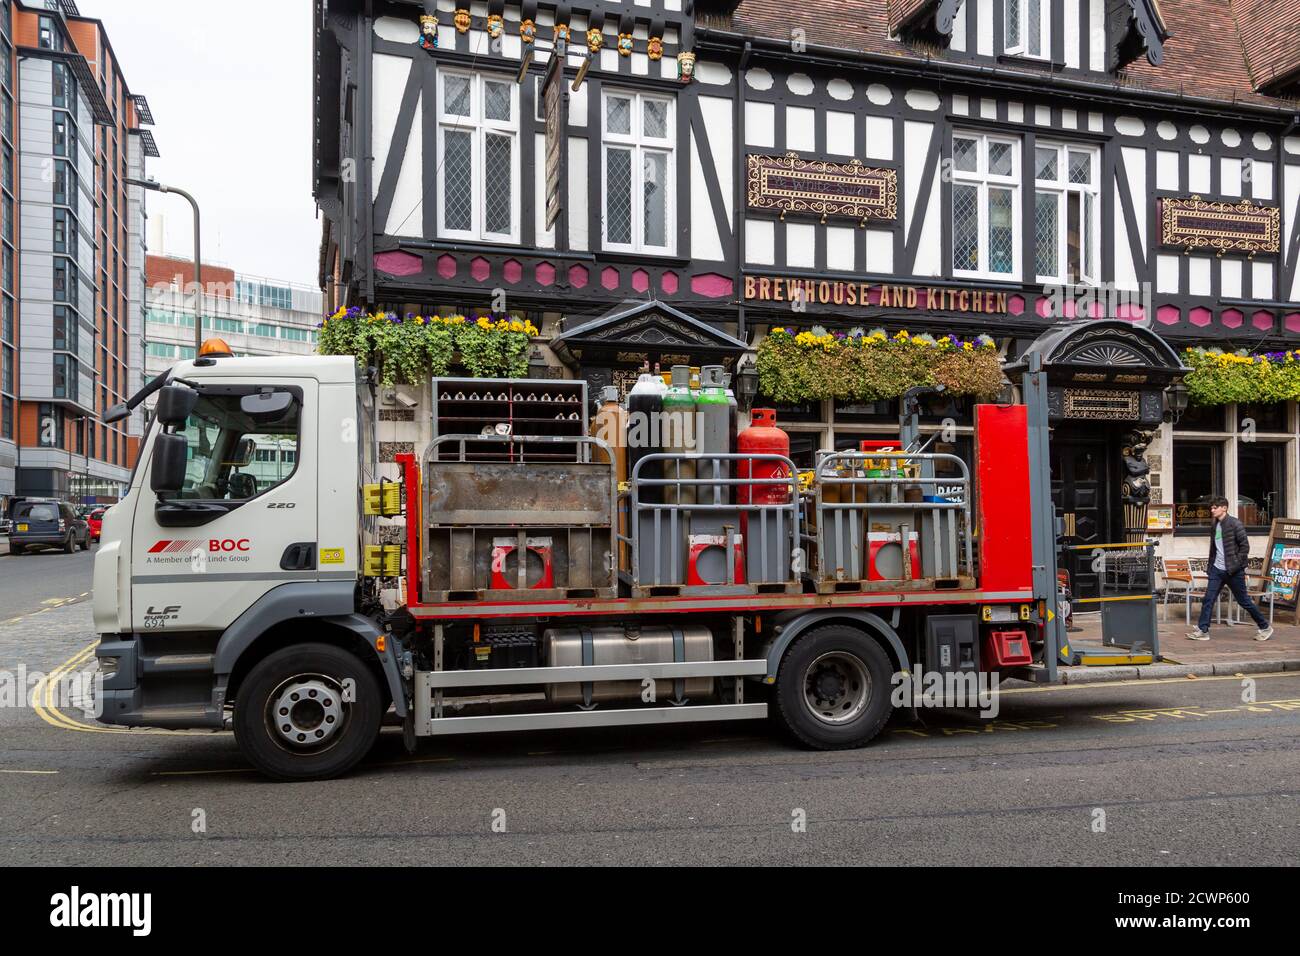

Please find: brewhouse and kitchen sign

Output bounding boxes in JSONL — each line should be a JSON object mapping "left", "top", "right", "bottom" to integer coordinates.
{"left": 743, "top": 274, "right": 1011, "bottom": 314}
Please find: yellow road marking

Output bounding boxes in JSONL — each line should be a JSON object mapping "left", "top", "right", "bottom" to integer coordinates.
{"left": 152, "top": 768, "right": 255, "bottom": 777}
{"left": 996, "top": 670, "right": 1296, "bottom": 695}
{"left": 1090, "top": 696, "right": 1300, "bottom": 723}
{"left": 154, "top": 755, "right": 456, "bottom": 777}
{"left": 32, "top": 640, "right": 212, "bottom": 736}
{"left": 377, "top": 756, "right": 455, "bottom": 767}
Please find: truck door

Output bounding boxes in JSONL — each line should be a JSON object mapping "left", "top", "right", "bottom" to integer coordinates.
{"left": 130, "top": 381, "right": 318, "bottom": 633}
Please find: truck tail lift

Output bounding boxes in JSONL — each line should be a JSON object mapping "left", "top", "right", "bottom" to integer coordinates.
{"left": 91, "top": 350, "right": 1160, "bottom": 780}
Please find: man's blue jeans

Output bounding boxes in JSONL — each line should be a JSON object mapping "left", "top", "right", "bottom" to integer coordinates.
{"left": 1197, "top": 565, "right": 1268, "bottom": 632}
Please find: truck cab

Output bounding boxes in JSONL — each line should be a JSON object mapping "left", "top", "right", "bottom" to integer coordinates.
{"left": 94, "top": 351, "right": 403, "bottom": 778}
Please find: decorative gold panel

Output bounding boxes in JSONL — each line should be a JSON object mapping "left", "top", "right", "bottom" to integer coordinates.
{"left": 1160, "top": 196, "right": 1280, "bottom": 255}
{"left": 746, "top": 153, "right": 897, "bottom": 221}
{"left": 1063, "top": 388, "right": 1140, "bottom": 420}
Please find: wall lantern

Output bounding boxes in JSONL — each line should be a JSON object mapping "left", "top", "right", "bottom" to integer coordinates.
{"left": 1164, "top": 381, "right": 1190, "bottom": 423}
{"left": 735, "top": 357, "right": 759, "bottom": 410}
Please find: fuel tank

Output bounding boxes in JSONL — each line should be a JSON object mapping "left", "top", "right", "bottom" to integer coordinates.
{"left": 543, "top": 625, "right": 714, "bottom": 704}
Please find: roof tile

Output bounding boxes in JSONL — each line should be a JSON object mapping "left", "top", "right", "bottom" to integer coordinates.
{"left": 724, "top": 0, "right": 1300, "bottom": 109}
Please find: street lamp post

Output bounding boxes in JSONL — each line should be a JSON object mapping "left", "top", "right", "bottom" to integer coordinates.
{"left": 126, "top": 178, "right": 202, "bottom": 353}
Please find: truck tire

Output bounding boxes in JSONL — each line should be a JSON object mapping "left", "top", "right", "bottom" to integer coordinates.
{"left": 233, "top": 643, "right": 384, "bottom": 781}
{"left": 774, "top": 625, "right": 894, "bottom": 750}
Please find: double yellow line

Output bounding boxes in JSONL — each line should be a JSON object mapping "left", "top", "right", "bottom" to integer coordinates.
{"left": 30, "top": 640, "right": 208, "bottom": 736}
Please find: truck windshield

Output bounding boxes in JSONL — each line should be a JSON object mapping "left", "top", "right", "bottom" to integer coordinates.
{"left": 175, "top": 392, "right": 300, "bottom": 501}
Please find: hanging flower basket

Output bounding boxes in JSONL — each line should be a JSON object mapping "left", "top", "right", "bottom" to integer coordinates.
{"left": 317, "top": 308, "right": 538, "bottom": 386}
{"left": 756, "top": 327, "right": 1003, "bottom": 404}
{"left": 1182, "top": 347, "right": 1300, "bottom": 406}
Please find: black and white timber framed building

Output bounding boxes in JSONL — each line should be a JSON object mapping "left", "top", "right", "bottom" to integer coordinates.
{"left": 313, "top": 0, "right": 1300, "bottom": 576}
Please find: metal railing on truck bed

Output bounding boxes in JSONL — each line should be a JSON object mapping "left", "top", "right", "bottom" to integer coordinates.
{"left": 623, "top": 451, "right": 802, "bottom": 598}
{"left": 806, "top": 450, "right": 974, "bottom": 594}
{"left": 420, "top": 433, "right": 619, "bottom": 602}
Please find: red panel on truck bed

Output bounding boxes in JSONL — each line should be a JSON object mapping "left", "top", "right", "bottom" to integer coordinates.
{"left": 973, "top": 404, "right": 1033, "bottom": 593}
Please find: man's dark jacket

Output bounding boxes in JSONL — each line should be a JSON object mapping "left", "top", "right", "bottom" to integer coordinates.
{"left": 1208, "top": 514, "right": 1252, "bottom": 575}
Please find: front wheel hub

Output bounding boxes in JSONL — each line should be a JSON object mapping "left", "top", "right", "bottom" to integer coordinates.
{"left": 268, "top": 677, "right": 345, "bottom": 749}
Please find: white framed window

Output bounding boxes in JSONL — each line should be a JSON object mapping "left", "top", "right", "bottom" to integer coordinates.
{"left": 1033, "top": 143, "right": 1100, "bottom": 285}
{"left": 1004, "top": 0, "right": 1049, "bottom": 60}
{"left": 951, "top": 132, "right": 1020, "bottom": 279}
{"left": 437, "top": 70, "right": 520, "bottom": 243}
{"left": 602, "top": 90, "right": 675, "bottom": 254}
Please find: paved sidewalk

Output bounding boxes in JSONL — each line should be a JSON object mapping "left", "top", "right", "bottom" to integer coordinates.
{"left": 1057, "top": 611, "right": 1300, "bottom": 684}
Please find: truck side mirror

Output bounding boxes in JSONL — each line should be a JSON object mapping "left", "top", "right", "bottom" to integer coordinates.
{"left": 150, "top": 433, "right": 189, "bottom": 496}
{"left": 155, "top": 384, "right": 199, "bottom": 426}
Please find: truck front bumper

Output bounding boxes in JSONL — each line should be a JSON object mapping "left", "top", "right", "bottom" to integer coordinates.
{"left": 95, "top": 636, "right": 226, "bottom": 729}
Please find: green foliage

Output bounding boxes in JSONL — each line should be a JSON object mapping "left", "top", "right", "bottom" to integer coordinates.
{"left": 317, "top": 309, "right": 537, "bottom": 386}
{"left": 756, "top": 328, "right": 1004, "bottom": 404}
{"left": 1182, "top": 348, "right": 1300, "bottom": 406}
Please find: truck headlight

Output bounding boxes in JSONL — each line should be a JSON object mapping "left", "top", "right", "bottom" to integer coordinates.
{"left": 98, "top": 657, "right": 120, "bottom": 678}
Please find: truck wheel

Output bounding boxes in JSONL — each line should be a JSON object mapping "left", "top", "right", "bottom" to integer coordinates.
{"left": 774, "top": 625, "right": 894, "bottom": 750}
{"left": 233, "top": 643, "right": 384, "bottom": 781}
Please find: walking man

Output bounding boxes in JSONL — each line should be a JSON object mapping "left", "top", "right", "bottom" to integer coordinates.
{"left": 1188, "top": 496, "right": 1273, "bottom": 641}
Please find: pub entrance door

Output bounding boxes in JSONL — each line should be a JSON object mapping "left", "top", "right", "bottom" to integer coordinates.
{"left": 1050, "top": 427, "right": 1116, "bottom": 599}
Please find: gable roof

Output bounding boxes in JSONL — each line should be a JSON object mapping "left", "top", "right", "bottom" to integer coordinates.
{"left": 555, "top": 300, "right": 749, "bottom": 353}
{"left": 722, "top": 0, "right": 1299, "bottom": 111}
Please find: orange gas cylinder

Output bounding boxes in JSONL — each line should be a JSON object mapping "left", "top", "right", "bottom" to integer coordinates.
{"left": 737, "top": 408, "right": 791, "bottom": 505}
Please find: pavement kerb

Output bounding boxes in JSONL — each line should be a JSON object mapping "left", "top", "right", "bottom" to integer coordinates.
{"left": 1058, "top": 658, "right": 1300, "bottom": 684}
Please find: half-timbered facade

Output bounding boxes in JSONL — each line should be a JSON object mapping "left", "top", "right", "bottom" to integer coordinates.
{"left": 314, "top": 0, "right": 1300, "bottom": 572}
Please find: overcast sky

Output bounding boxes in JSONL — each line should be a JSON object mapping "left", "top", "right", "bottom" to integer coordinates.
{"left": 84, "top": 0, "right": 320, "bottom": 288}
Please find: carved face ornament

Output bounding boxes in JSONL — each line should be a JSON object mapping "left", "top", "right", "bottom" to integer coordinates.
{"left": 677, "top": 50, "right": 696, "bottom": 82}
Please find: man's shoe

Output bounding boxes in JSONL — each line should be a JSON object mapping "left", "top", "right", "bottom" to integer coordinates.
{"left": 1255, "top": 627, "right": 1274, "bottom": 642}
{"left": 1186, "top": 630, "right": 1210, "bottom": 641}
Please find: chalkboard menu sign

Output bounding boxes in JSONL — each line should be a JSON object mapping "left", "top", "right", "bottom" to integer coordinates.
{"left": 1263, "top": 518, "right": 1300, "bottom": 624}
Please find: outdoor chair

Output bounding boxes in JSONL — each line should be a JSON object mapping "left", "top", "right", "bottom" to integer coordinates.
{"left": 1160, "top": 558, "right": 1230, "bottom": 625}
{"left": 1232, "top": 573, "right": 1275, "bottom": 627}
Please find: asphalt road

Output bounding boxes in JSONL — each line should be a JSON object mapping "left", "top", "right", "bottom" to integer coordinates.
{"left": 0, "top": 539, "right": 96, "bottom": 619}
{"left": 1, "top": 553, "right": 1297, "bottom": 866}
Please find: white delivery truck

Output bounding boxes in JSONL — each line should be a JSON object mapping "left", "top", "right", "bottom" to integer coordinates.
{"left": 92, "top": 342, "right": 1159, "bottom": 779}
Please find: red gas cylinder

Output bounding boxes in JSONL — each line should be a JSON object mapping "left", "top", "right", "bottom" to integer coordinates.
{"left": 737, "top": 408, "right": 791, "bottom": 505}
